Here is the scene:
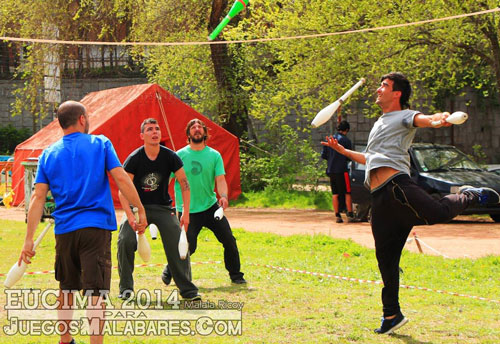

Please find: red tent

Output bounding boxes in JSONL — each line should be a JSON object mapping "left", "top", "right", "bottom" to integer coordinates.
{"left": 11, "top": 84, "right": 241, "bottom": 206}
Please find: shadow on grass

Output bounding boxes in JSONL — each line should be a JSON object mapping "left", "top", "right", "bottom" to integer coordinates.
{"left": 392, "top": 333, "right": 435, "bottom": 344}
{"left": 199, "top": 285, "right": 257, "bottom": 294}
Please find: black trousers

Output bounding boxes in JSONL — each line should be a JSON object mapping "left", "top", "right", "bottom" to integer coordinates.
{"left": 371, "top": 174, "right": 472, "bottom": 317}
{"left": 165, "top": 202, "right": 244, "bottom": 281}
{"left": 118, "top": 205, "right": 198, "bottom": 298}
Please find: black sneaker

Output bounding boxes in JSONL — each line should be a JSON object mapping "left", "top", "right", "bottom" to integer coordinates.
{"left": 336, "top": 216, "right": 343, "bottom": 223}
{"left": 162, "top": 269, "right": 172, "bottom": 286}
{"left": 118, "top": 290, "right": 134, "bottom": 300}
{"left": 374, "top": 312, "right": 409, "bottom": 334}
{"left": 459, "top": 186, "right": 500, "bottom": 205}
{"left": 231, "top": 277, "right": 247, "bottom": 284}
{"left": 183, "top": 294, "right": 202, "bottom": 301}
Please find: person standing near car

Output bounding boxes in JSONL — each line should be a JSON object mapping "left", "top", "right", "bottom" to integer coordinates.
{"left": 162, "top": 119, "right": 246, "bottom": 285}
{"left": 322, "top": 72, "right": 499, "bottom": 335}
{"left": 321, "top": 120, "right": 355, "bottom": 223}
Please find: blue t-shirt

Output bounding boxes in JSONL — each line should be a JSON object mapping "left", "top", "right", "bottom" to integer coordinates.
{"left": 35, "top": 132, "right": 122, "bottom": 234}
{"left": 321, "top": 132, "right": 352, "bottom": 174}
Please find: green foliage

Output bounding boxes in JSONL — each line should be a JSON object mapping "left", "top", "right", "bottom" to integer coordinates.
{"left": 1, "top": 0, "right": 500, "bottom": 141}
{"left": 0, "top": 124, "right": 31, "bottom": 154}
{"left": 128, "top": 0, "right": 250, "bottom": 135}
{"left": 229, "top": 0, "right": 500, "bottom": 129}
{"left": 240, "top": 124, "right": 325, "bottom": 192}
{"left": 0, "top": 0, "right": 139, "bottom": 126}
{"left": 471, "top": 144, "right": 488, "bottom": 167}
{"left": 239, "top": 151, "right": 272, "bottom": 191}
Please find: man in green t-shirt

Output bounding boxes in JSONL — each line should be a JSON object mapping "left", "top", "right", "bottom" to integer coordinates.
{"left": 162, "top": 119, "right": 246, "bottom": 285}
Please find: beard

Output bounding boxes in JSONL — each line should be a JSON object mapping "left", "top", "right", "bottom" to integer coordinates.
{"left": 189, "top": 132, "right": 205, "bottom": 143}
{"left": 191, "top": 135, "right": 204, "bottom": 143}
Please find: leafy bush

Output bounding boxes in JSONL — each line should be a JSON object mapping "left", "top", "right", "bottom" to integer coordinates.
{"left": 0, "top": 124, "right": 32, "bottom": 154}
{"left": 240, "top": 124, "right": 326, "bottom": 192}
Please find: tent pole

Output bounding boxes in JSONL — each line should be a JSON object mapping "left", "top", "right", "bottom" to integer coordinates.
{"left": 156, "top": 91, "right": 176, "bottom": 151}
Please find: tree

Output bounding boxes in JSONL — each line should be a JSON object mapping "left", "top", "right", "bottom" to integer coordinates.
{"left": 128, "top": 0, "right": 250, "bottom": 137}
{"left": 1, "top": 0, "right": 498, "bottom": 137}
{"left": 0, "top": 0, "right": 134, "bottom": 132}
{"left": 228, "top": 0, "right": 500, "bottom": 135}
{"left": 208, "top": 0, "right": 250, "bottom": 136}
{"left": 391, "top": 0, "right": 500, "bottom": 105}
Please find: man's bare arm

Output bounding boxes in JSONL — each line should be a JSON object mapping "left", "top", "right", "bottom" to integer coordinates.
{"left": 20, "top": 183, "right": 49, "bottom": 264}
{"left": 414, "top": 112, "right": 452, "bottom": 128}
{"left": 110, "top": 167, "right": 147, "bottom": 230}
{"left": 215, "top": 175, "right": 229, "bottom": 209}
{"left": 321, "top": 136, "right": 366, "bottom": 165}
{"left": 174, "top": 167, "right": 190, "bottom": 229}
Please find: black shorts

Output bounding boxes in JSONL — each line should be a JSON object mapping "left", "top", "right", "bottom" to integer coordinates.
{"left": 329, "top": 172, "right": 351, "bottom": 195}
{"left": 54, "top": 228, "right": 112, "bottom": 296}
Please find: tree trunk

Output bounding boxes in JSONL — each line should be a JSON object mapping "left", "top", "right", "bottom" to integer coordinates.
{"left": 208, "top": 0, "right": 248, "bottom": 137}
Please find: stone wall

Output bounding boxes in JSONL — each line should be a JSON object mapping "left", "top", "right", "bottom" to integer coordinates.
{"left": 0, "top": 78, "right": 147, "bottom": 131}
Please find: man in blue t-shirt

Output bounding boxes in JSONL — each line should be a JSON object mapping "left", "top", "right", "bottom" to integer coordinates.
{"left": 18, "top": 100, "right": 146, "bottom": 344}
{"left": 321, "top": 120, "right": 355, "bottom": 223}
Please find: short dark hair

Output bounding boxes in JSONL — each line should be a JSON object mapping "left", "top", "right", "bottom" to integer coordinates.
{"left": 141, "top": 118, "right": 158, "bottom": 133}
{"left": 337, "top": 120, "right": 350, "bottom": 132}
{"left": 56, "top": 101, "right": 86, "bottom": 129}
{"left": 185, "top": 118, "right": 209, "bottom": 143}
{"left": 380, "top": 72, "right": 411, "bottom": 109}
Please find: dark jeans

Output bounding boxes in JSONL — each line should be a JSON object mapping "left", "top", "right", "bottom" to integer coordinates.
{"left": 164, "top": 203, "right": 244, "bottom": 281}
{"left": 371, "top": 174, "right": 472, "bottom": 317}
{"left": 117, "top": 204, "right": 199, "bottom": 298}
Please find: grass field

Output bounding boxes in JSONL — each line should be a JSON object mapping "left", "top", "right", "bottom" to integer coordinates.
{"left": 232, "top": 189, "right": 333, "bottom": 210}
{"left": 1, "top": 218, "right": 499, "bottom": 343}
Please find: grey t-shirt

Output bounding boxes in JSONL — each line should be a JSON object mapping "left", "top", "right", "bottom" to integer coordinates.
{"left": 364, "top": 109, "right": 420, "bottom": 189}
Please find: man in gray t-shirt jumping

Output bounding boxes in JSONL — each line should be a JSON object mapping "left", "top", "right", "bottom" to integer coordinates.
{"left": 322, "top": 72, "right": 499, "bottom": 335}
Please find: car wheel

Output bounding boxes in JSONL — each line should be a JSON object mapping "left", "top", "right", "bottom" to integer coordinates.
{"left": 490, "top": 214, "right": 500, "bottom": 223}
{"left": 353, "top": 203, "right": 371, "bottom": 222}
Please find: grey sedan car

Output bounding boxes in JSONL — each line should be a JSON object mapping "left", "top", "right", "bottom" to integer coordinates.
{"left": 350, "top": 143, "right": 500, "bottom": 222}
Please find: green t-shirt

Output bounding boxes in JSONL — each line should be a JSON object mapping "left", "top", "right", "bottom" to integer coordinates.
{"left": 174, "top": 145, "right": 225, "bottom": 213}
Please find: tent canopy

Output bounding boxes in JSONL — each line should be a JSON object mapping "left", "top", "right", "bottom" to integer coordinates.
{"left": 12, "top": 84, "right": 241, "bottom": 206}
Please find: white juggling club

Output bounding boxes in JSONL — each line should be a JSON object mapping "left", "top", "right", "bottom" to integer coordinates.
{"left": 214, "top": 207, "right": 224, "bottom": 221}
{"left": 311, "top": 78, "right": 366, "bottom": 128}
{"left": 133, "top": 207, "right": 151, "bottom": 262}
{"left": 178, "top": 226, "right": 188, "bottom": 260}
{"left": 4, "top": 221, "right": 53, "bottom": 288}
{"left": 149, "top": 224, "right": 158, "bottom": 240}
{"left": 431, "top": 111, "right": 468, "bottom": 126}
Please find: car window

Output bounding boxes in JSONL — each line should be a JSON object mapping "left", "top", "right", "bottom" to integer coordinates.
{"left": 412, "top": 146, "right": 481, "bottom": 172}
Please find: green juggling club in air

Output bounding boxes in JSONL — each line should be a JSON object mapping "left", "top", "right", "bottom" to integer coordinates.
{"left": 208, "top": 0, "right": 249, "bottom": 40}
